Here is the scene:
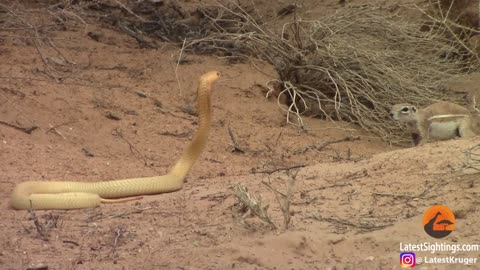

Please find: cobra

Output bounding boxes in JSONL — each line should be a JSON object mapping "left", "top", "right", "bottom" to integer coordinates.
{"left": 10, "top": 71, "right": 220, "bottom": 210}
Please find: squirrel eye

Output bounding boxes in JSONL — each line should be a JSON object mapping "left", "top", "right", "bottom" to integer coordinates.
{"left": 401, "top": 107, "right": 409, "bottom": 112}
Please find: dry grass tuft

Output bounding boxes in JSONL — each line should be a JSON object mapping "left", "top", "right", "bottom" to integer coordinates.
{"left": 232, "top": 183, "right": 277, "bottom": 229}
{"left": 462, "top": 143, "right": 480, "bottom": 171}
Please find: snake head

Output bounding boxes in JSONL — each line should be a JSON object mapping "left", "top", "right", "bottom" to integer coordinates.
{"left": 200, "top": 71, "right": 220, "bottom": 86}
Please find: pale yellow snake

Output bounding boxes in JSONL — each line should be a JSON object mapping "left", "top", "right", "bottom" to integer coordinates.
{"left": 10, "top": 71, "right": 220, "bottom": 210}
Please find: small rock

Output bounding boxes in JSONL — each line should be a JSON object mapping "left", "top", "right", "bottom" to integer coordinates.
{"left": 125, "top": 110, "right": 138, "bottom": 115}
{"left": 105, "top": 111, "right": 121, "bottom": 121}
{"left": 87, "top": 31, "right": 103, "bottom": 42}
{"left": 329, "top": 237, "right": 345, "bottom": 244}
{"left": 135, "top": 91, "right": 147, "bottom": 98}
{"left": 181, "top": 104, "right": 197, "bottom": 116}
{"left": 26, "top": 264, "right": 48, "bottom": 270}
{"left": 153, "top": 98, "right": 163, "bottom": 108}
{"left": 364, "top": 256, "right": 374, "bottom": 261}
{"left": 82, "top": 147, "right": 94, "bottom": 157}
{"left": 47, "top": 56, "right": 67, "bottom": 66}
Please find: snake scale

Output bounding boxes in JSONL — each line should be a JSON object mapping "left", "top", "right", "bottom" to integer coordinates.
{"left": 10, "top": 71, "right": 220, "bottom": 210}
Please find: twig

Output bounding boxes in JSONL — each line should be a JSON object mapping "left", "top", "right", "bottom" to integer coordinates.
{"left": 46, "top": 120, "right": 75, "bottom": 133}
{"left": 300, "top": 136, "right": 361, "bottom": 154}
{"left": 159, "top": 131, "right": 191, "bottom": 137}
{"left": 111, "top": 226, "right": 125, "bottom": 258}
{"left": 174, "top": 37, "right": 187, "bottom": 94}
{"left": 227, "top": 126, "right": 245, "bottom": 153}
{"left": 372, "top": 185, "right": 430, "bottom": 199}
{"left": 28, "top": 201, "right": 48, "bottom": 240}
{"left": 303, "top": 182, "right": 352, "bottom": 194}
{"left": 262, "top": 170, "right": 297, "bottom": 230}
{"left": 252, "top": 164, "right": 305, "bottom": 174}
{"left": 119, "top": 24, "right": 158, "bottom": 48}
{"left": 47, "top": 124, "right": 66, "bottom": 140}
{"left": 112, "top": 0, "right": 147, "bottom": 22}
{"left": 341, "top": 168, "right": 369, "bottom": 180}
{"left": 274, "top": 129, "right": 283, "bottom": 146}
{"left": 109, "top": 206, "right": 152, "bottom": 219}
{"left": 0, "top": 87, "right": 26, "bottom": 98}
{"left": 112, "top": 128, "right": 152, "bottom": 169}
{"left": 62, "top": 240, "right": 80, "bottom": 246}
{"left": 0, "top": 76, "right": 125, "bottom": 89}
{"left": 87, "top": 206, "right": 152, "bottom": 222}
{"left": 0, "top": 120, "right": 38, "bottom": 134}
{"left": 311, "top": 214, "right": 393, "bottom": 231}
{"left": 47, "top": 38, "right": 76, "bottom": 65}
{"left": 33, "top": 30, "right": 62, "bottom": 81}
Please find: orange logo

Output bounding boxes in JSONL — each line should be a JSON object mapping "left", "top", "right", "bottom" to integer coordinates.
{"left": 423, "top": 205, "right": 455, "bottom": 238}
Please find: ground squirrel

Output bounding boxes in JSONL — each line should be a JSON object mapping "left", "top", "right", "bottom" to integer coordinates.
{"left": 390, "top": 101, "right": 477, "bottom": 146}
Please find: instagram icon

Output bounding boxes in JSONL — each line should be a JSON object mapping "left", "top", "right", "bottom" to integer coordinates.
{"left": 400, "top": 252, "right": 416, "bottom": 268}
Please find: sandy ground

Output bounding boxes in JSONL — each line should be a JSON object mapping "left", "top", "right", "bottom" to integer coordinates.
{"left": 1, "top": 1, "right": 480, "bottom": 270}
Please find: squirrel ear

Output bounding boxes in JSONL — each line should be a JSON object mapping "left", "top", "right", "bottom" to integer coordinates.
{"left": 411, "top": 106, "right": 417, "bottom": 113}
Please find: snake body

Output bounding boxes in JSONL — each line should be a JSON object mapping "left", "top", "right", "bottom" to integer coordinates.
{"left": 10, "top": 71, "right": 220, "bottom": 210}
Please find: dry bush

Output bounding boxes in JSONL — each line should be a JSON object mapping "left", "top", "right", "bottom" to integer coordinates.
{"left": 417, "top": 0, "right": 480, "bottom": 60}
{"left": 262, "top": 171, "right": 297, "bottom": 231}
{"left": 186, "top": 2, "right": 480, "bottom": 143}
{"left": 0, "top": 1, "right": 91, "bottom": 80}
{"left": 77, "top": 0, "right": 256, "bottom": 58}
{"left": 232, "top": 183, "right": 277, "bottom": 229}
{"left": 427, "top": 0, "right": 479, "bottom": 37}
